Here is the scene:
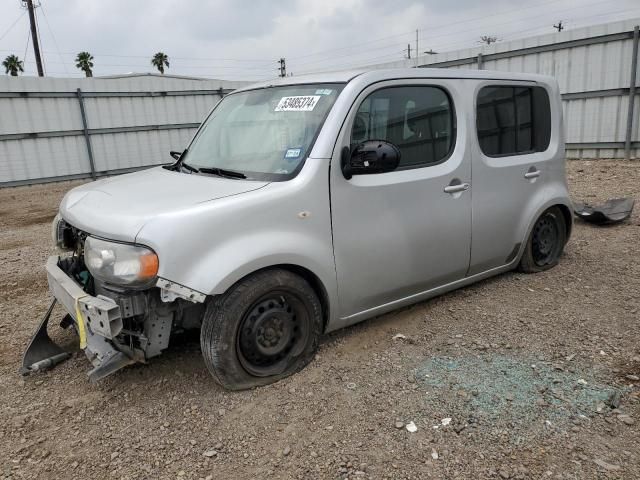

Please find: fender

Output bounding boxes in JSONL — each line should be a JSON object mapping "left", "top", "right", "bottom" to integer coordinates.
{"left": 135, "top": 158, "right": 339, "bottom": 325}
{"left": 199, "top": 231, "right": 337, "bottom": 309}
{"left": 513, "top": 184, "right": 573, "bottom": 266}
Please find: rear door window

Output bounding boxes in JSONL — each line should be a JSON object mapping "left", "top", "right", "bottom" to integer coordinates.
{"left": 476, "top": 85, "right": 551, "bottom": 157}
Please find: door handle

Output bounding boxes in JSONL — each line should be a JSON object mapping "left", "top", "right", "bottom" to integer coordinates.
{"left": 444, "top": 182, "right": 470, "bottom": 194}
{"left": 524, "top": 170, "right": 540, "bottom": 179}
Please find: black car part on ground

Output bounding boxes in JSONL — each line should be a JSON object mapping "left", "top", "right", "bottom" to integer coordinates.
{"left": 19, "top": 299, "right": 72, "bottom": 375}
{"left": 573, "top": 198, "right": 635, "bottom": 225}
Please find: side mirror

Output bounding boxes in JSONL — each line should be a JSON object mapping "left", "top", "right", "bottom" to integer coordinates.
{"left": 341, "top": 140, "right": 401, "bottom": 179}
{"left": 170, "top": 150, "right": 184, "bottom": 161}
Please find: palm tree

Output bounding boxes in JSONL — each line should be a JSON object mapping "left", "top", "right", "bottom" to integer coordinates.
{"left": 75, "top": 51, "right": 94, "bottom": 77}
{"left": 3, "top": 54, "right": 24, "bottom": 76}
{"left": 151, "top": 52, "right": 169, "bottom": 74}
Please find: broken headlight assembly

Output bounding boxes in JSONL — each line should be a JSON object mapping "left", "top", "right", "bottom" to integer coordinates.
{"left": 51, "top": 213, "right": 75, "bottom": 250}
{"left": 84, "top": 237, "right": 159, "bottom": 287}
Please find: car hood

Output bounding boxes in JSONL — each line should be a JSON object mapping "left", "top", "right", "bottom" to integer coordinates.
{"left": 60, "top": 167, "right": 269, "bottom": 242}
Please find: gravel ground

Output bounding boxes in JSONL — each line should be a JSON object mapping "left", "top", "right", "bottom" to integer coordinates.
{"left": 1, "top": 160, "right": 639, "bottom": 480}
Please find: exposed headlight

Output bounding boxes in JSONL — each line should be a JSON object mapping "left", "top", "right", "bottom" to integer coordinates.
{"left": 52, "top": 213, "right": 74, "bottom": 250}
{"left": 52, "top": 213, "right": 62, "bottom": 247}
{"left": 84, "top": 237, "right": 159, "bottom": 287}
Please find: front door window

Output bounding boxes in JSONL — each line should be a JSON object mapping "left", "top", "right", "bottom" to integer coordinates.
{"left": 351, "top": 86, "right": 455, "bottom": 169}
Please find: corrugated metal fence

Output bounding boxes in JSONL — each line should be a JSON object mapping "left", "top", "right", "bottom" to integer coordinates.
{"left": 0, "top": 74, "right": 248, "bottom": 186}
{"left": 369, "top": 18, "right": 640, "bottom": 160}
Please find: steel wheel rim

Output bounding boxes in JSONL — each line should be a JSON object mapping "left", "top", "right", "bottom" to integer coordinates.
{"left": 532, "top": 214, "right": 560, "bottom": 266}
{"left": 237, "top": 290, "right": 310, "bottom": 377}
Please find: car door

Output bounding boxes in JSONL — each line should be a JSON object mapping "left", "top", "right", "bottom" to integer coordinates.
{"left": 469, "top": 81, "right": 553, "bottom": 275}
{"left": 330, "top": 80, "right": 472, "bottom": 321}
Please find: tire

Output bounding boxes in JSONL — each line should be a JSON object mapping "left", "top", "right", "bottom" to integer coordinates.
{"left": 518, "top": 206, "right": 567, "bottom": 273}
{"left": 200, "top": 269, "right": 322, "bottom": 390}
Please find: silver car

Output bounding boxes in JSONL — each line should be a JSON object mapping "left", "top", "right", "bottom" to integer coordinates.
{"left": 22, "top": 68, "right": 572, "bottom": 389}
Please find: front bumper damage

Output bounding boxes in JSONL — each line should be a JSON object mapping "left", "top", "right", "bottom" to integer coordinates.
{"left": 21, "top": 257, "right": 135, "bottom": 382}
{"left": 21, "top": 256, "right": 205, "bottom": 382}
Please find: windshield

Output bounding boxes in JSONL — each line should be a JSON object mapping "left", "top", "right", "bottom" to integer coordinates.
{"left": 182, "top": 83, "right": 345, "bottom": 181}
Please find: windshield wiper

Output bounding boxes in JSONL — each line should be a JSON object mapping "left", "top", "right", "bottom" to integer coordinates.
{"left": 198, "top": 167, "right": 247, "bottom": 179}
{"left": 180, "top": 162, "right": 199, "bottom": 173}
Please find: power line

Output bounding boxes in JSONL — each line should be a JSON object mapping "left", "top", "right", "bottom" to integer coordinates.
{"left": 15, "top": 67, "right": 276, "bottom": 81}
{"left": 0, "top": 49, "right": 274, "bottom": 65}
{"left": 22, "top": 21, "right": 30, "bottom": 63}
{"left": 290, "top": 0, "right": 610, "bottom": 73}
{"left": 17, "top": 58, "right": 275, "bottom": 71}
{"left": 295, "top": 50, "right": 408, "bottom": 75}
{"left": 8, "top": 0, "right": 639, "bottom": 79}
{"left": 392, "top": 1, "right": 632, "bottom": 58}
{"left": 499, "top": 7, "right": 640, "bottom": 41}
{"left": 22, "top": 5, "right": 640, "bottom": 80}
{"left": 35, "top": 0, "right": 620, "bottom": 74}
{"left": 3, "top": 49, "right": 275, "bottom": 64}
{"left": 39, "top": 1, "right": 68, "bottom": 75}
{"left": 424, "top": 4, "right": 640, "bottom": 54}
{"left": 0, "top": 9, "right": 26, "bottom": 42}
{"left": 293, "top": 40, "right": 409, "bottom": 68}
{"left": 417, "top": 0, "right": 618, "bottom": 46}
{"left": 288, "top": 0, "right": 564, "bottom": 63}
{"left": 18, "top": 58, "right": 276, "bottom": 75}
{"left": 6, "top": 0, "right": 601, "bottom": 78}
{"left": 296, "top": 5, "right": 640, "bottom": 75}
{"left": 291, "top": 21, "right": 509, "bottom": 71}
{"left": 289, "top": 31, "right": 416, "bottom": 62}
{"left": 91, "top": 54, "right": 273, "bottom": 63}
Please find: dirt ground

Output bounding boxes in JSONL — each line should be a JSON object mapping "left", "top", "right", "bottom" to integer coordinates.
{"left": 1, "top": 160, "right": 639, "bottom": 480}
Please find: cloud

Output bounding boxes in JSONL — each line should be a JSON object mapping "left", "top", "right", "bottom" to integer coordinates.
{"left": 0, "top": 0, "right": 638, "bottom": 80}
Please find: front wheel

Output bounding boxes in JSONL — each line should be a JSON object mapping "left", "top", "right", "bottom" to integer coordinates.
{"left": 518, "top": 206, "right": 567, "bottom": 273}
{"left": 200, "top": 269, "right": 322, "bottom": 390}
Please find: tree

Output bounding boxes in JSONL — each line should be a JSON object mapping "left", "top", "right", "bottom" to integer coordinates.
{"left": 3, "top": 54, "right": 24, "bottom": 76}
{"left": 75, "top": 51, "right": 94, "bottom": 77}
{"left": 151, "top": 52, "right": 169, "bottom": 74}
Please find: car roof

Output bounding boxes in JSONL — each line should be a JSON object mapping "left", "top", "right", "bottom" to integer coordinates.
{"left": 233, "top": 68, "right": 555, "bottom": 93}
{"left": 233, "top": 70, "right": 368, "bottom": 91}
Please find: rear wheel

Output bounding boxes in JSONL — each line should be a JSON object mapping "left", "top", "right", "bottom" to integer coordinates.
{"left": 201, "top": 269, "right": 322, "bottom": 390}
{"left": 519, "top": 206, "right": 567, "bottom": 273}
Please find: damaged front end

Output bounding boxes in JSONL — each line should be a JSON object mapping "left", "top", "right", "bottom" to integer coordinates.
{"left": 20, "top": 217, "right": 205, "bottom": 382}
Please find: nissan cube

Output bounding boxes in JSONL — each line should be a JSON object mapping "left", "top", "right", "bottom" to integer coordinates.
{"left": 23, "top": 68, "right": 572, "bottom": 389}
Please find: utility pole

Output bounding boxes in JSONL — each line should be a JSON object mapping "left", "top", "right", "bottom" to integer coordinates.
{"left": 553, "top": 21, "right": 564, "bottom": 32}
{"left": 24, "top": 0, "right": 44, "bottom": 76}
{"left": 415, "top": 29, "right": 419, "bottom": 63}
{"left": 406, "top": 43, "right": 411, "bottom": 59}
{"left": 277, "top": 58, "right": 286, "bottom": 77}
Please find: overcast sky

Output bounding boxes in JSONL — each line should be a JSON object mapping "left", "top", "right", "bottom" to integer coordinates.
{"left": 1, "top": 0, "right": 639, "bottom": 80}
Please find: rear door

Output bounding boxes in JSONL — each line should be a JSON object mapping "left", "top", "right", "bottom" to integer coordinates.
{"left": 469, "top": 82, "right": 553, "bottom": 274}
{"left": 330, "top": 80, "right": 472, "bottom": 319}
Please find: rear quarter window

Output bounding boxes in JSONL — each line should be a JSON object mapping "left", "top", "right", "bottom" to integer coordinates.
{"left": 476, "top": 85, "right": 551, "bottom": 157}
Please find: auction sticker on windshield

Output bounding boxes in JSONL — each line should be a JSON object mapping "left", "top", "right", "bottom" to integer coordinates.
{"left": 275, "top": 95, "right": 321, "bottom": 112}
